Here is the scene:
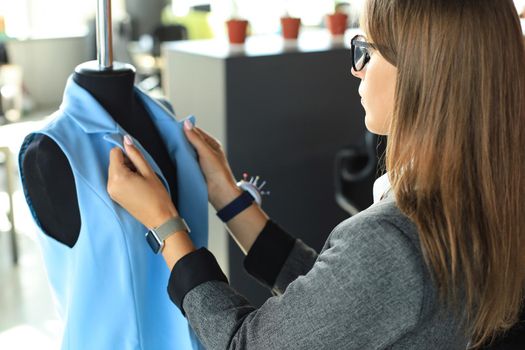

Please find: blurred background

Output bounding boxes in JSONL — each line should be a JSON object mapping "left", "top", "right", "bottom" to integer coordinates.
{"left": 0, "top": 0, "right": 524, "bottom": 349}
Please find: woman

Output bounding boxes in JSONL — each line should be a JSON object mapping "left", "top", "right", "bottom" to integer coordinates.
{"left": 107, "top": 0, "right": 525, "bottom": 348}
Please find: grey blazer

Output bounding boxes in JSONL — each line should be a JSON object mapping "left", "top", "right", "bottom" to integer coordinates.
{"left": 181, "top": 196, "right": 469, "bottom": 349}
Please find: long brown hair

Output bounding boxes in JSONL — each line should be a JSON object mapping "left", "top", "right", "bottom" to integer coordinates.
{"left": 363, "top": 0, "right": 525, "bottom": 347}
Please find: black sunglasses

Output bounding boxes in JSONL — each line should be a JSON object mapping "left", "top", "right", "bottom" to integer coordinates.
{"left": 350, "top": 35, "right": 376, "bottom": 72}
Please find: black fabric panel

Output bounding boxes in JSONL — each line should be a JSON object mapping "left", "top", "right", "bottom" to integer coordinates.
{"left": 168, "top": 248, "right": 228, "bottom": 315}
{"left": 243, "top": 220, "right": 296, "bottom": 288}
{"left": 22, "top": 134, "right": 80, "bottom": 247}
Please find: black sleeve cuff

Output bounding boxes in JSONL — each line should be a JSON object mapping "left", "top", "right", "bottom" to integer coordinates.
{"left": 167, "top": 247, "right": 228, "bottom": 315}
{"left": 243, "top": 220, "right": 296, "bottom": 288}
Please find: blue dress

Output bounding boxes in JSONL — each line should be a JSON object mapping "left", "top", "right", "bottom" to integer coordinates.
{"left": 18, "top": 76, "right": 207, "bottom": 349}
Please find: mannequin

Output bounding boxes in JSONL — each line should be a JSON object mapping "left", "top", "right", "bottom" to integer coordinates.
{"left": 22, "top": 66, "right": 178, "bottom": 247}
{"left": 18, "top": 5, "right": 206, "bottom": 349}
{"left": 21, "top": 3, "right": 178, "bottom": 248}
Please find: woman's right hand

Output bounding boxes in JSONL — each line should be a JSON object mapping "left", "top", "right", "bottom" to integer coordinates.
{"left": 183, "top": 119, "right": 242, "bottom": 210}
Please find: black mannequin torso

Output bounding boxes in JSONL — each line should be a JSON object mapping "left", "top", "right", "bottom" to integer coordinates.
{"left": 22, "top": 65, "right": 178, "bottom": 247}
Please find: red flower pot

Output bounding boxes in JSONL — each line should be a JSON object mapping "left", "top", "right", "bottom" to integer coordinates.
{"left": 226, "top": 19, "right": 249, "bottom": 44}
{"left": 280, "top": 17, "right": 301, "bottom": 40}
{"left": 326, "top": 13, "right": 348, "bottom": 36}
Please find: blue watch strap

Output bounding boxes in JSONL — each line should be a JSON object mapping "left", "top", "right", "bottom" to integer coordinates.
{"left": 216, "top": 191, "right": 254, "bottom": 222}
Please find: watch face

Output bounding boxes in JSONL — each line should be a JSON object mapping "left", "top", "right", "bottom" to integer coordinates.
{"left": 146, "top": 231, "right": 162, "bottom": 254}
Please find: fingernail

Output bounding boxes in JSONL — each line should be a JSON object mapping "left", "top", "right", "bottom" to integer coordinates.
{"left": 124, "top": 135, "right": 133, "bottom": 146}
{"left": 184, "top": 119, "right": 193, "bottom": 131}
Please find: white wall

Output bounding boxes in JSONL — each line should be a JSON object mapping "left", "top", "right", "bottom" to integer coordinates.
{"left": 163, "top": 45, "right": 230, "bottom": 275}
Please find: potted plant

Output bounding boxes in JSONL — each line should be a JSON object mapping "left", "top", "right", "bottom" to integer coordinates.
{"left": 226, "top": 1, "right": 249, "bottom": 44}
{"left": 326, "top": 2, "right": 349, "bottom": 36}
{"left": 280, "top": 4, "right": 301, "bottom": 40}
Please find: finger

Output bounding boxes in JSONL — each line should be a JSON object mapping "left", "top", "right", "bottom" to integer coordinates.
{"left": 108, "top": 147, "right": 126, "bottom": 179}
{"left": 108, "top": 147, "right": 130, "bottom": 198}
{"left": 183, "top": 120, "right": 214, "bottom": 156}
{"left": 194, "top": 127, "right": 222, "bottom": 151}
{"left": 185, "top": 122, "right": 221, "bottom": 151}
{"left": 123, "top": 155, "right": 137, "bottom": 173}
{"left": 123, "top": 135, "right": 153, "bottom": 177}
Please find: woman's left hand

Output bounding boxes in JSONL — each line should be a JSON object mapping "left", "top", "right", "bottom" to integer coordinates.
{"left": 107, "top": 135, "right": 178, "bottom": 229}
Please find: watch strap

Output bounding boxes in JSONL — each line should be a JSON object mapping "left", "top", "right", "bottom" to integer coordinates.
{"left": 155, "top": 216, "right": 191, "bottom": 241}
{"left": 216, "top": 191, "right": 254, "bottom": 222}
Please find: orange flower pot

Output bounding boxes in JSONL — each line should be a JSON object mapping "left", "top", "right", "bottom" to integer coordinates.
{"left": 226, "top": 19, "right": 249, "bottom": 44}
{"left": 326, "top": 13, "right": 348, "bottom": 36}
{"left": 280, "top": 17, "right": 301, "bottom": 40}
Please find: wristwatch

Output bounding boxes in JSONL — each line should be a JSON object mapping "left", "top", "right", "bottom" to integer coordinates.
{"left": 216, "top": 191, "right": 254, "bottom": 223}
{"left": 145, "top": 216, "right": 191, "bottom": 254}
{"left": 216, "top": 173, "right": 271, "bottom": 223}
